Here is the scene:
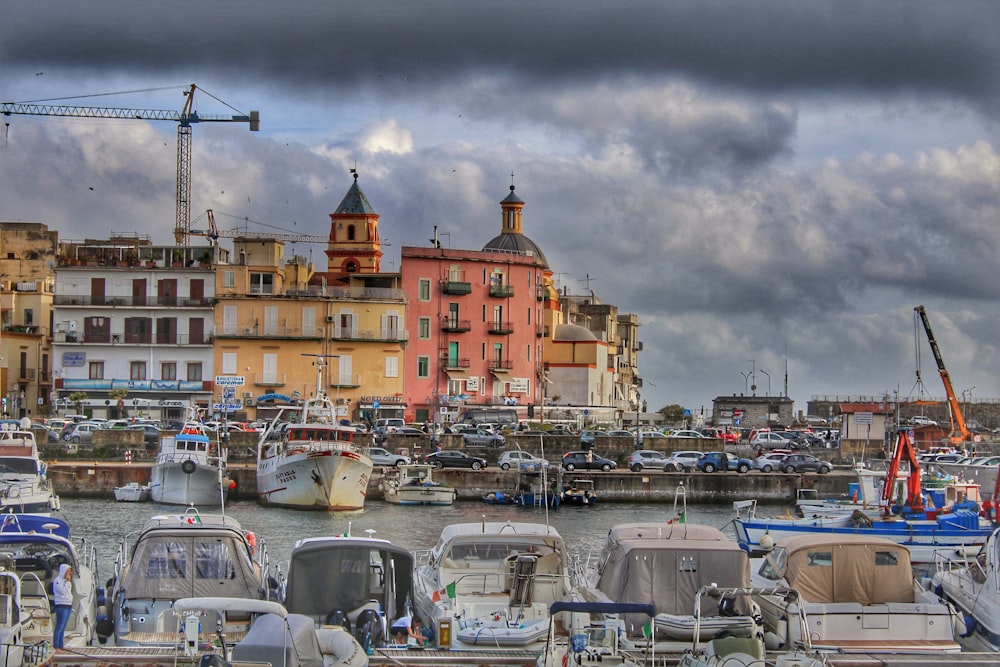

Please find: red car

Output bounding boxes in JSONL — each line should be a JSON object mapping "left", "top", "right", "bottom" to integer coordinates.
{"left": 700, "top": 428, "right": 738, "bottom": 443}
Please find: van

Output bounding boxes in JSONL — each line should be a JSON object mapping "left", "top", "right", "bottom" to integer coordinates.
{"left": 374, "top": 418, "right": 405, "bottom": 434}
{"left": 456, "top": 409, "right": 518, "bottom": 429}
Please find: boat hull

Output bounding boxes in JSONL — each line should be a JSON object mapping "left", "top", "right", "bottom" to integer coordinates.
{"left": 114, "top": 483, "right": 150, "bottom": 502}
{"left": 257, "top": 449, "right": 371, "bottom": 510}
{"left": 149, "top": 461, "right": 227, "bottom": 506}
{"left": 385, "top": 487, "right": 455, "bottom": 505}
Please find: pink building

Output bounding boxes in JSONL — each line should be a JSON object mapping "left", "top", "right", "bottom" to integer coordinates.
{"left": 400, "top": 186, "right": 550, "bottom": 424}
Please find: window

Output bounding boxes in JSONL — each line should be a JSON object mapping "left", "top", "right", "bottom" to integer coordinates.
{"left": 386, "top": 356, "right": 399, "bottom": 378}
{"left": 875, "top": 551, "right": 900, "bottom": 566}
{"left": 186, "top": 362, "right": 203, "bottom": 382}
{"left": 347, "top": 224, "right": 356, "bottom": 241}
{"left": 222, "top": 353, "right": 237, "bottom": 375}
{"left": 88, "top": 361, "right": 104, "bottom": 380}
{"left": 337, "top": 310, "right": 357, "bottom": 338}
{"left": 302, "top": 307, "right": 317, "bottom": 336}
{"left": 417, "top": 356, "right": 429, "bottom": 378}
{"left": 124, "top": 317, "right": 152, "bottom": 344}
{"left": 418, "top": 279, "right": 431, "bottom": 302}
{"left": 418, "top": 317, "right": 430, "bottom": 339}
{"left": 249, "top": 272, "right": 274, "bottom": 295}
{"left": 161, "top": 362, "right": 177, "bottom": 381}
{"left": 223, "top": 270, "right": 235, "bottom": 287}
{"left": 263, "top": 306, "right": 278, "bottom": 336}
{"left": 130, "top": 361, "right": 147, "bottom": 381}
{"left": 223, "top": 305, "right": 238, "bottom": 335}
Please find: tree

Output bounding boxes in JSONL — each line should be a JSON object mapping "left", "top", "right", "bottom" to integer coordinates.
{"left": 658, "top": 404, "right": 686, "bottom": 424}
{"left": 67, "top": 391, "right": 89, "bottom": 416}
{"left": 109, "top": 388, "right": 129, "bottom": 419}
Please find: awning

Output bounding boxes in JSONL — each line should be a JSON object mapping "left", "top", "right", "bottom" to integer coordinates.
{"left": 490, "top": 368, "right": 513, "bottom": 380}
{"left": 444, "top": 368, "right": 469, "bottom": 380}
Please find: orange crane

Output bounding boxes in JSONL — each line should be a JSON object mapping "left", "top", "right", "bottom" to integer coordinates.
{"left": 881, "top": 429, "right": 925, "bottom": 516}
{"left": 914, "top": 305, "right": 970, "bottom": 446}
{"left": 2, "top": 84, "right": 259, "bottom": 245}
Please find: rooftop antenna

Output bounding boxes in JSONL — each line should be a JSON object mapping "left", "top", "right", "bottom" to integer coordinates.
{"left": 430, "top": 225, "right": 441, "bottom": 249}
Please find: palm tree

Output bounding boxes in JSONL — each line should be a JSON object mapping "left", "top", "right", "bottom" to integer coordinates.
{"left": 67, "top": 391, "right": 89, "bottom": 417}
{"left": 109, "top": 388, "right": 129, "bottom": 419}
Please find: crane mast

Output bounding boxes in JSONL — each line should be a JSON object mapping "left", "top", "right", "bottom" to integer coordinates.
{"left": 1, "top": 84, "right": 259, "bottom": 245}
{"left": 914, "top": 305, "right": 970, "bottom": 446}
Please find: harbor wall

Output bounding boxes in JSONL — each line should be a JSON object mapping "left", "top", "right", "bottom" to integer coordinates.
{"left": 46, "top": 461, "right": 851, "bottom": 504}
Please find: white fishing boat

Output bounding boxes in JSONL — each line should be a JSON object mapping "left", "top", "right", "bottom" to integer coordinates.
{"left": 0, "top": 426, "right": 59, "bottom": 515}
{"left": 112, "top": 481, "right": 150, "bottom": 502}
{"left": 103, "top": 506, "right": 278, "bottom": 648}
{"left": 149, "top": 413, "right": 230, "bottom": 506}
{"left": 382, "top": 463, "right": 456, "bottom": 506}
{"left": 918, "top": 524, "right": 1000, "bottom": 653}
{"left": 413, "top": 520, "right": 573, "bottom": 651}
{"left": 256, "top": 357, "right": 373, "bottom": 511}
{"left": 0, "top": 513, "right": 101, "bottom": 651}
{"left": 750, "top": 533, "right": 962, "bottom": 653}
{"left": 575, "top": 522, "right": 764, "bottom": 650}
{"left": 281, "top": 530, "right": 414, "bottom": 654}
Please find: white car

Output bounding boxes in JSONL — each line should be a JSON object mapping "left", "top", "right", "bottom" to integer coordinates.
{"left": 669, "top": 450, "right": 705, "bottom": 471}
{"left": 755, "top": 452, "right": 790, "bottom": 472}
{"left": 751, "top": 432, "right": 792, "bottom": 449}
{"left": 911, "top": 416, "right": 937, "bottom": 426}
{"left": 498, "top": 450, "right": 549, "bottom": 471}
{"left": 669, "top": 430, "right": 705, "bottom": 439}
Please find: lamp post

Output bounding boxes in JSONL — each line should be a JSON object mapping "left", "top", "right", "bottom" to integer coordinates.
{"left": 748, "top": 360, "right": 756, "bottom": 396}
{"left": 634, "top": 393, "right": 641, "bottom": 450}
{"left": 759, "top": 370, "right": 771, "bottom": 396}
{"left": 740, "top": 371, "right": 751, "bottom": 395}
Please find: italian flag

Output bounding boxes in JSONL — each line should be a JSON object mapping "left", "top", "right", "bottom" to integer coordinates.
{"left": 432, "top": 582, "right": 456, "bottom": 603}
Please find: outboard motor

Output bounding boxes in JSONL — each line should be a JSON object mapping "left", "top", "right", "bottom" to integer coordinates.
{"left": 355, "top": 608, "right": 382, "bottom": 653}
{"left": 325, "top": 608, "right": 351, "bottom": 631}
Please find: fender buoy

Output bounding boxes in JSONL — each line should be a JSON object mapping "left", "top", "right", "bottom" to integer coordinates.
{"left": 245, "top": 532, "right": 257, "bottom": 556}
{"left": 851, "top": 489, "right": 858, "bottom": 502}
{"left": 181, "top": 460, "right": 197, "bottom": 475}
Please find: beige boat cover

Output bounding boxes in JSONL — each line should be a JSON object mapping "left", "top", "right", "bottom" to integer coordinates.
{"left": 771, "top": 534, "right": 914, "bottom": 604}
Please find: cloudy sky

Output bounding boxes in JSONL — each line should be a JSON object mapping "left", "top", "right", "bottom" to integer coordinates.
{"left": 3, "top": 1, "right": 1000, "bottom": 421}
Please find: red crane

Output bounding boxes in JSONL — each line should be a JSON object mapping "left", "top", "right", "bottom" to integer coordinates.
{"left": 880, "top": 429, "right": 924, "bottom": 516}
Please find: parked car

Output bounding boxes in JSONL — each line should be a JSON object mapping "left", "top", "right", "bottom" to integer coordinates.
{"left": 498, "top": 450, "right": 549, "bottom": 471}
{"left": 696, "top": 451, "right": 753, "bottom": 473}
{"left": 62, "top": 422, "right": 104, "bottom": 444}
{"left": 750, "top": 432, "right": 793, "bottom": 450}
{"left": 911, "top": 416, "right": 937, "bottom": 426}
{"left": 125, "top": 423, "right": 162, "bottom": 446}
{"left": 669, "top": 450, "right": 705, "bottom": 471}
{"left": 394, "top": 427, "right": 426, "bottom": 437}
{"left": 368, "top": 447, "right": 410, "bottom": 467}
{"left": 628, "top": 449, "right": 675, "bottom": 472}
{"left": 780, "top": 453, "right": 833, "bottom": 474}
{"left": 669, "top": 429, "right": 705, "bottom": 439}
{"left": 562, "top": 451, "right": 617, "bottom": 472}
{"left": 754, "top": 452, "right": 790, "bottom": 472}
{"left": 699, "top": 428, "right": 738, "bottom": 443}
{"left": 423, "top": 450, "right": 486, "bottom": 470}
{"left": 579, "top": 430, "right": 609, "bottom": 447}
{"left": 461, "top": 428, "right": 506, "bottom": 448}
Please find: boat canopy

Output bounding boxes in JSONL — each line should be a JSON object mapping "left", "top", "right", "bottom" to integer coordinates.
{"left": 284, "top": 538, "right": 413, "bottom": 623}
{"left": 595, "top": 523, "right": 752, "bottom": 628}
{"left": 122, "top": 527, "right": 260, "bottom": 599}
{"left": 762, "top": 534, "right": 914, "bottom": 605}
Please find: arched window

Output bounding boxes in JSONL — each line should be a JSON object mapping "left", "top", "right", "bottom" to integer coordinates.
{"left": 345, "top": 261, "right": 358, "bottom": 274}
{"left": 347, "top": 225, "right": 356, "bottom": 241}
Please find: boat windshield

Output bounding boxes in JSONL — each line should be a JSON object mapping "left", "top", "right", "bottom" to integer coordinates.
{"left": 447, "top": 541, "right": 553, "bottom": 561}
{"left": 0, "top": 458, "right": 39, "bottom": 475}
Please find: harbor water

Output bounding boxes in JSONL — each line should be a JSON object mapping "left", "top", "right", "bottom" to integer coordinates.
{"left": 56, "top": 497, "right": 755, "bottom": 581}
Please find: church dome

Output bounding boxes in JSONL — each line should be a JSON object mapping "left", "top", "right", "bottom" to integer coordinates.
{"left": 554, "top": 323, "right": 597, "bottom": 341}
{"left": 482, "top": 232, "right": 548, "bottom": 267}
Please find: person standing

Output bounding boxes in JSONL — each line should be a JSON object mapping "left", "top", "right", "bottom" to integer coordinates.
{"left": 52, "top": 563, "right": 74, "bottom": 649}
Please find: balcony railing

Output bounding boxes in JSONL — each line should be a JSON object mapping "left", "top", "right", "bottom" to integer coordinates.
{"left": 54, "top": 331, "right": 214, "bottom": 345}
{"left": 54, "top": 295, "right": 215, "bottom": 307}
{"left": 330, "top": 374, "right": 362, "bottom": 388}
{"left": 440, "top": 318, "right": 472, "bottom": 333}
{"left": 439, "top": 355, "right": 471, "bottom": 369}
{"left": 489, "top": 284, "right": 515, "bottom": 298}
{"left": 219, "top": 325, "right": 322, "bottom": 339}
{"left": 440, "top": 277, "right": 472, "bottom": 295}
{"left": 488, "top": 321, "right": 514, "bottom": 335}
{"left": 332, "top": 327, "right": 409, "bottom": 342}
{"left": 488, "top": 359, "right": 514, "bottom": 371}
{"left": 253, "top": 374, "right": 287, "bottom": 387}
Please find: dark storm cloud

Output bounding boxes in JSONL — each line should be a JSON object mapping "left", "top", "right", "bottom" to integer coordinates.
{"left": 3, "top": 1, "right": 999, "bottom": 107}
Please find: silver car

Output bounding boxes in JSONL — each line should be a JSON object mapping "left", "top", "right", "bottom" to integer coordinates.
{"left": 367, "top": 447, "right": 410, "bottom": 467}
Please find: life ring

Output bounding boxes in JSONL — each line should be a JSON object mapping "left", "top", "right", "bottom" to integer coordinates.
{"left": 181, "top": 460, "right": 197, "bottom": 475}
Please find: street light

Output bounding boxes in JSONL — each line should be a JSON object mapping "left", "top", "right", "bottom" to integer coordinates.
{"left": 748, "top": 360, "right": 756, "bottom": 396}
{"left": 759, "top": 370, "right": 771, "bottom": 396}
{"left": 739, "top": 371, "right": 751, "bottom": 395}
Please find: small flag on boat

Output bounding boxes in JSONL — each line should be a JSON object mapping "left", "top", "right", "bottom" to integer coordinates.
{"left": 432, "top": 582, "right": 456, "bottom": 602}
{"left": 641, "top": 620, "right": 653, "bottom": 638}
{"left": 667, "top": 511, "right": 685, "bottom": 524}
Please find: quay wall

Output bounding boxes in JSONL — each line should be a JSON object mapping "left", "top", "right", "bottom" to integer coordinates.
{"left": 47, "top": 461, "right": 851, "bottom": 504}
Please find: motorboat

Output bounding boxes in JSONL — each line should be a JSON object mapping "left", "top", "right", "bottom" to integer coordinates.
{"left": 104, "top": 506, "right": 277, "bottom": 647}
{"left": 256, "top": 358, "right": 373, "bottom": 511}
{"left": 0, "top": 513, "right": 101, "bottom": 650}
{"left": 0, "top": 426, "right": 59, "bottom": 514}
{"left": 677, "top": 586, "right": 824, "bottom": 667}
{"left": 149, "top": 412, "right": 231, "bottom": 506}
{"left": 918, "top": 524, "right": 1000, "bottom": 652}
{"left": 381, "top": 463, "right": 456, "bottom": 506}
{"left": 750, "top": 533, "right": 962, "bottom": 653}
{"left": 536, "top": 601, "right": 656, "bottom": 667}
{"left": 483, "top": 462, "right": 562, "bottom": 508}
{"left": 413, "top": 520, "right": 572, "bottom": 651}
{"left": 173, "top": 597, "right": 367, "bottom": 667}
{"left": 281, "top": 531, "right": 414, "bottom": 654}
{"left": 563, "top": 478, "right": 598, "bottom": 506}
{"left": 112, "top": 481, "right": 150, "bottom": 502}
{"left": 575, "top": 522, "right": 764, "bottom": 650}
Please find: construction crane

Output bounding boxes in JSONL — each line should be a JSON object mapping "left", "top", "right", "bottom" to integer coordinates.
{"left": 192, "top": 209, "right": 329, "bottom": 243}
{"left": 1, "top": 84, "right": 259, "bottom": 245}
{"left": 914, "top": 305, "right": 970, "bottom": 446}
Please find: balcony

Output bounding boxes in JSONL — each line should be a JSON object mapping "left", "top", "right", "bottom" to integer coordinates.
{"left": 253, "top": 374, "right": 287, "bottom": 387}
{"left": 54, "top": 295, "right": 215, "bottom": 307}
{"left": 440, "top": 318, "right": 471, "bottom": 333}
{"left": 439, "top": 355, "right": 471, "bottom": 369}
{"left": 489, "top": 284, "right": 515, "bottom": 298}
{"left": 330, "top": 374, "right": 362, "bottom": 388}
{"left": 332, "top": 327, "right": 410, "bottom": 343}
{"left": 488, "top": 321, "right": 515, "bottom": 335}
{"left": 488, "top": 359, "right": 514, "bottom": 372}
{"left": 440, "top": 280, "right": 472, "bottom": 295}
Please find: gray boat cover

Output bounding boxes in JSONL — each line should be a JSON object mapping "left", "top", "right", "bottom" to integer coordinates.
{"left": 230, "top": 612, "right": 324, "bottom": 667}
{"left": 594, "top": 523, "right": 751, "bottom": 633}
